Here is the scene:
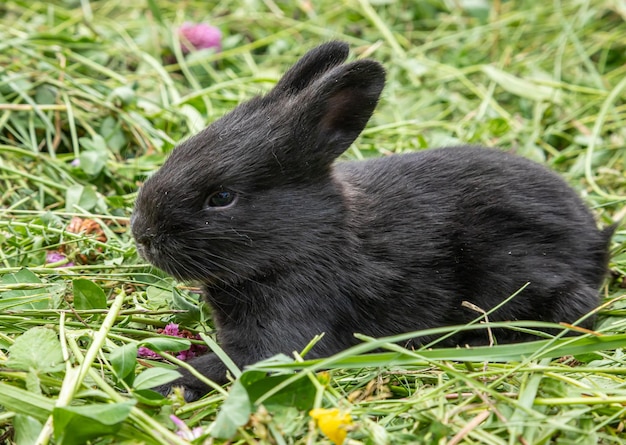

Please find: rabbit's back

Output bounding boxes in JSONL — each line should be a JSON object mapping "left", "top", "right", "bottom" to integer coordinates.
{"left": 335, "top": 146, "right": 610, "bottom": 341}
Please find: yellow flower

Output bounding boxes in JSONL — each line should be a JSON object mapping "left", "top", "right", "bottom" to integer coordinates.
{"left": 309, "top": 408, "right": 353, "bottom": 445}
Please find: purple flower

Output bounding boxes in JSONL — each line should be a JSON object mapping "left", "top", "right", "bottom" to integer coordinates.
{"left": 45, "top": 251, "right": 75, "bottom": 267}
{"left": 162, "top": 323, "right": 180, "bottom": 336}
{"left": 176, "top": 349, "right": 196, "bottom": 361}
{"left": 137, "top": 323, "right": 208, "bottom": 361}
{"left": 170, "top": 415, "right": 204, "bottom": 440}
{"left": 137, "top": 346, "right": 160, "bottom": 359}
{"left": 178, "top": 22, "right": 221, "bottom": 54}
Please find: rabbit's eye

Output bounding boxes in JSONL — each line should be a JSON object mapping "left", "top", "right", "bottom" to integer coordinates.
{"left": 207, "top": 190, "right": 237, "bottom": 208}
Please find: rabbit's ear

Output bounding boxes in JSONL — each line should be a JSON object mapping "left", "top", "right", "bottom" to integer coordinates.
{"left": 301, "top": 59, "right": 385, "bottom": 163}
{"left": 271, "top": 41, "right": 350, "bottom": 97}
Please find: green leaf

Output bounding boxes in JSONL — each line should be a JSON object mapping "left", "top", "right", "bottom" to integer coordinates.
{"left": 482, "top": 65, "right": 562, "bottom": 102}
{"left": 132, "top": 389, "right": 171, "bottom": 405}
{"left": 146, "top": 0, "right": 164, "bottom": 24}
{"left": 171, "top": 287, "right": 200, "bottom": 312}
{"left": 170, "top": 287, "right": 201, "bottom": 324}
{"left": 0, "top": 268, "right": 49, "bottom": 309}
{"left": 65, "top": 184, "right": 99, "bottom": 212}
{"left": 133, "top": 367, "right": 181, "bottom": 391}
{"left": 34, "top": 85, "right": 56, "bottom": 104}
{"left": 79, "top": 134, "right": 107, "bottom": 152}
{"left": 211, "top": 379, "right": 252, "bottom": 439}
{"left": 179, "top": 104, "right": 205, "bottom": 134}
{"left": 53, "top": 401, "right": 135, "bottom": 445}
{"left": 72, "top": 278, "right": 107, "bottom": 310}
{"left": 13, "top": 414, "right": 44, "bottom": 445}
{"left": 140, "top": 337, "right": 190, "bottom": 353}
{"left": 199, "top": 333, "right": 241, "bottom": 378}
{"left": 25, "top": 370, "right": 43, "bottom": 395}
{"left": 7, "top": 327, "right": 64, "bottom": 373}
{"left": 250, "top": 331, "right": 626, "bottom": 374}
{"left": 0, "top": 382, "right": 55, "bottom": 421}
{"left": 144, "top": 286, "right": 170, "bottom": 308}
{"left": 79, "top": 149, "right": 108, "bottom": 176}
{"left": 487, "top": 117, "right": 510, "bottom": 137}
{"left": 100, "top": 115, "right": 127, "bottom": 151}
{"left": 427, "top": 419, "right": 452, "bottom": 443}
{"left": 110, "top": 343, "right": 138, "bottom": 380}
{"left": 242, "top": 370, "right": 316, "bottom": 411}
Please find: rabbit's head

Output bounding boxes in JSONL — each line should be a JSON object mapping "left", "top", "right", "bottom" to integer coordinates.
{"left": 131, "top": 42, "right": 385, "bottom": 283}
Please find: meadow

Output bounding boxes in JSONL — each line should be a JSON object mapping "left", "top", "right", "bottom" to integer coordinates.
{"left": 1, "top": 0, "right": 625, "bottom": 443}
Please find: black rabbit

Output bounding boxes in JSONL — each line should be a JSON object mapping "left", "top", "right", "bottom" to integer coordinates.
{"left": 131, "top": 41, "right": 613, "bottom": 401}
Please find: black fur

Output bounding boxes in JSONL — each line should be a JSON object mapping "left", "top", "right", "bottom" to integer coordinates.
{"left": 131, "top": 41, "right": 613, "bottom": 401}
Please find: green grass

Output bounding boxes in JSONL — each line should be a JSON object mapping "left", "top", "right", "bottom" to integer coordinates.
{"left": 1, "top": 0, "right": 626, "bottom": 443}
